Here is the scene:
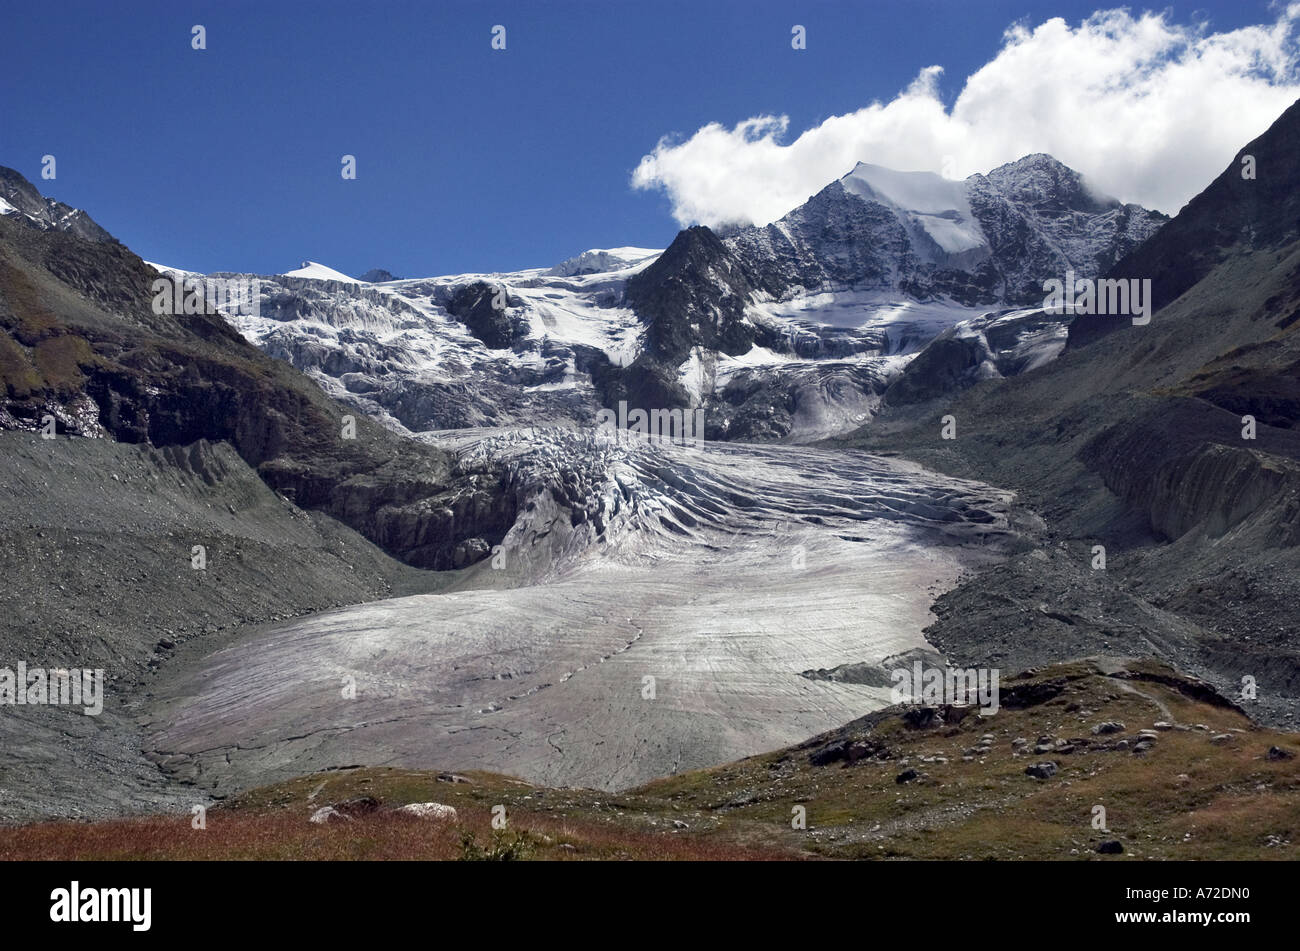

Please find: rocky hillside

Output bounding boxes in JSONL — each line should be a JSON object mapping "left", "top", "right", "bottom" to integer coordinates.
{"left": 0, "top": 430, "right": 453, "bottom": 823}
{"left": 0, "top": 183, "right": 534, "bottom": 823}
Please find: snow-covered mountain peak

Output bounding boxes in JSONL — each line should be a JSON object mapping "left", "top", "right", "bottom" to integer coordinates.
{"left": 282, "top": 261, "right": 360, "bottom": 283}
{"left": 186, "top": 152, "right": 1167, "bottom": 446}
{"left": 979, "top": 152, "right": 1115, "bottom": 214}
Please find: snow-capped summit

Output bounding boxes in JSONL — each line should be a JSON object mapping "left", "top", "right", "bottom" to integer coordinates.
{"left": 194, "top": 153, "right": 1168, "bottom": 445}
{"left": 728, "top": 153, "right": 1166, "bottom": 306}
{"left": 282, "top": 261, "right": 360, "bottom": 284}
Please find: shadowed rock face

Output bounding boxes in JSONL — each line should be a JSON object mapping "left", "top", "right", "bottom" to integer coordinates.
{"left": 0, "top": 214, "right": 515, "bottom": 570}
{"left": 586, "top": 226, "right": 763, "bottom": 416}
{"left": 1079, "top": 403, "right": 1300, "bottom": 545}
{"left": 627, "top": 225, "right": 761, "bottom": 365}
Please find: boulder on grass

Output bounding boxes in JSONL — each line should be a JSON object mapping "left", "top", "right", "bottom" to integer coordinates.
{"left": 397, "top": 802, "right": 459, "bottom": 822}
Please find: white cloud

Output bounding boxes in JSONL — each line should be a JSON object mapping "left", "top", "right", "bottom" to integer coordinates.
{"left": 632, "top": 6, "right": 1300, "bottom": 226}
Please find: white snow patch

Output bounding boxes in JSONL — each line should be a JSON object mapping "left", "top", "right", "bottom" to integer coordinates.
{"left": 841, "top": 163, "right": 986, "bottom": 256}
{"left": 142, "top": 260, "right": 202, "bottom": 278}
{"left": 677, "top": 348, "right": 711, "bottom": 402}
{"left": 282, "top": 261, "right": 360, "bottom": 284}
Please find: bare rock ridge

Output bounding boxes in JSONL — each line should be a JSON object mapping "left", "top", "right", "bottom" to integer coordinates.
{"left": 0, "top": 166, "right": 115, "bottom": 243}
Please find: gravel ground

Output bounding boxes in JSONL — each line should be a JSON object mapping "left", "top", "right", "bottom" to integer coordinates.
{"left": 0, "top": 431, "right": 447, "bottom": 823}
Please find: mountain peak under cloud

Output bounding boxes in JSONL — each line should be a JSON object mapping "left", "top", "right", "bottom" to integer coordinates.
{"left": 632, "top": 8, "right": 1300, "bottom": 230}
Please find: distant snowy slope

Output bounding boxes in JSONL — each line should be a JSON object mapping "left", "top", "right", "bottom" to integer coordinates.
{"left": 547, "top": 247, "right": 661, "bottom": 277}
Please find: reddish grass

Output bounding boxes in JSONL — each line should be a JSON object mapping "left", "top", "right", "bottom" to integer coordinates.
{"left": 0, "top": 808, "right": 798, "bottom": 862}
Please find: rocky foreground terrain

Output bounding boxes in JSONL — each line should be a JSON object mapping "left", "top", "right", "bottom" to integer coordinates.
{"left": 2, "top": 660, "right": 1294, "bottom": 860}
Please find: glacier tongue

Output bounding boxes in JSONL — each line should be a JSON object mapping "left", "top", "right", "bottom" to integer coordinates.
{"left": 148, "top": 429, "right": 1015, "bottom": 793}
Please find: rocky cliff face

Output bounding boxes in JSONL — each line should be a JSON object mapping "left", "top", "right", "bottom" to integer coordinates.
{"left": 626, "top": 226, "right": 762, "bottom": 365}
{"left": 443, "top": 281, "right": 530, "bottom": 350}
{"left": 1080, "top": 402, "right": 1300, "bottom": 546}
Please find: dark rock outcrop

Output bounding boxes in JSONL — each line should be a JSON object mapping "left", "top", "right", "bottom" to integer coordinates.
{"left": 444, "top": 280, "right": 528, "bottom": 350}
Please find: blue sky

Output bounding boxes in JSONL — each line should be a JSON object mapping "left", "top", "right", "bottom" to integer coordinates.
{"left": 1, "top": 0, "right": 1289, "bottom": 277}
